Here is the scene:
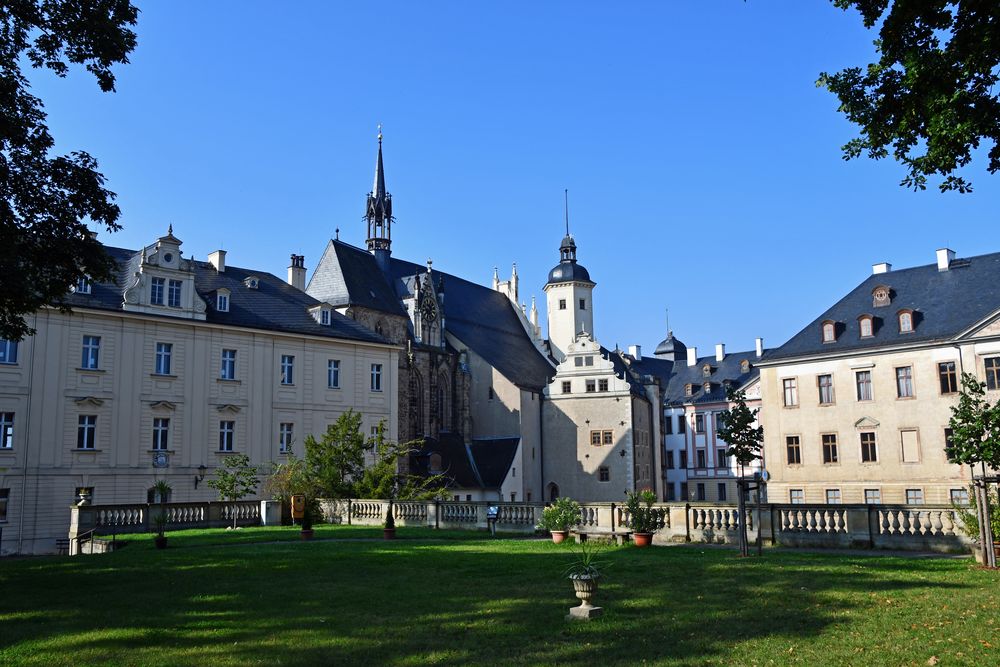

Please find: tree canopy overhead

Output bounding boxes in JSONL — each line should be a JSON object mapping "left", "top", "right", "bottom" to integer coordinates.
{"left": 0, "top": 0, "right": 138, "bottom": 341}
{"left": 819, "top": 1, "right": 1000, "bottom": 193}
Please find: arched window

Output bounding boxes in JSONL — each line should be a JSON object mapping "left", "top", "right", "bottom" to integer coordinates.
{"left": 821, "top": 320, "right": 836, "bottom": 343}
{"left": 548, "top": 483, "right": 560, "bottom": 501}
{"left": 408, "top": 369, "right": 424, "bottom": 437}
{"left": 428, "top": 453, "right": 442, "bottom": 473}
{"left": 898, "top": 310, "right": 914, "bottom": 333}
{"left": 859, "top": 315, "right": 873, "bottom": 338}
{"left": 374, "top": 321, "right": 384, "bottom": 337}
{"left": 437, "top": 374, "right": 450, "bottom": 431}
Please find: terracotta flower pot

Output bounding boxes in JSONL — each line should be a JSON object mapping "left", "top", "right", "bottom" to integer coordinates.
{"left": 383, "top": 528, "right": 396, "bottom": 540}
{"left": 633, "top": 532, "right": 653, "bottom": 547}
{"left": 551, "top": 530, "right": 568, "bottom": 544}
{"left": 300, "top": 529, "right": 314, "bottom": 540}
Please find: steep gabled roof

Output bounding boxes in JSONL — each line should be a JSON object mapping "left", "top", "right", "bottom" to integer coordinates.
{"left": 306, "top": 240, "right": 407, "bottom": 316}
{"left": 764, "top": 251, "right": 1000, "bottom": 362}
{"left": 662, "top": 350, "right": 759, "bottom": 406}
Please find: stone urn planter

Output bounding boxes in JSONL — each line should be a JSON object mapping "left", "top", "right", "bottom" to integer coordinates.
{"left": 633, "top": 532, "right": 653, "bottom": 547}
{"left": 567, "top": 574, "right": 602, "bottom": 619}
{"left": 550, "top": 530, "right": 568, "bottom": 544}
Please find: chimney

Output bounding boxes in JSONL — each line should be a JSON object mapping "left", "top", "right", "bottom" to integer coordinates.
{"left": 936, "top": 248, "right": 955, "bottom": 271}
{"left": 872, "top": 262, "right": 891, "bottom": 275}
{"left": 687, "top": 347, "right": 697, "bottom": 367}
{"left": 628, "top": 344, "right": 642, "bottom": 360}
{"left": 755, "top": 337, "right": 764, "bottom": 359}
{"left": 288, "top": 254, "right": 306, "bottom": 291}
{"left": 208, "top": 250, "right": 226, "bottom": 273}
{"left": 715, "top": 343, "right": 725, "bottom": 361}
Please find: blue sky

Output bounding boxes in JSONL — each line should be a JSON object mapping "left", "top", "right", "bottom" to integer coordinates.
{"left": 32, "top": 1, "right": 1000, "bottom": 358}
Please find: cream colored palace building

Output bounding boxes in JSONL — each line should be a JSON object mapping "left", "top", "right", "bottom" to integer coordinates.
{"left": 758, "top": 249, "right": 1000, "bottom": 506}
{"left": 0, "top": 229, "right": 399, "bottom": 555}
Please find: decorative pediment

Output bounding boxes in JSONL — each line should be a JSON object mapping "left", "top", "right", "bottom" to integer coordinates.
{"left": 150, "top": 401, "right": 176, "bottom": 412}
{"left": 74, "top": 396, "right": 104, "bottom": 407}
{"left": 854, "top": 416, "right": 880, "bottom": 429}
{"left": 216, "top": 404, "right": 242, "bottom": 414}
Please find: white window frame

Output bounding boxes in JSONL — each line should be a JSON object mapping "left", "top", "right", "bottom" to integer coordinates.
{"left": 81, "top": 335, "right": 101, "bottom": 370}
{"left": 219, "top": 420, "right": 235, "bottom": 452}
{"left": 150, "top": 277, "right": 165, "bottom": 305}
{"left": 152, "top": 417, "right": 170, "bottom": 451}
{"left": 77, "top": 415, "right": 97, "bottom": 450}
{"left": 75, "top": 276, "right": 92, "bottom": 294}
{"left": 217, "top": 292, "right": 229, "bottom": 312}
{"left": 321, "top": 310, "right": 330, "bottom": 325}
{"left": 370, "top": 363, "right": 383, "bottom": 392}
{"left": 280, "top": 355, "right": 294, "bottom": 385}
{"left": 327, "top": 359, "right": 341, "bottom": 389}
{"left": 279, "top": 422, "right": 294, "bottom": 453}
{"left": 167, "top": 279, "right": 183, "bottom": 308}
{"left": 155, "top": 342, "right": 172, "bottom": 375}
{"left": 220, "top": 349, "right": 237, "bottom": 380}
{"left": 0, "top": 339, "right": 19, "bottom": 364}
{"left": 0, "top": 412, "right": 13, "bottom": 449}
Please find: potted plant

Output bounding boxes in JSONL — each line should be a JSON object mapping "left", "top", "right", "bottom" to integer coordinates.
{"left": 538, "top": 497, "right": 581, "bottom": 543}
{"left": 300, "top": 500, "right": 315, "bottom": 540}
{"left": 152, "top": 479, "right": 172, "bottom": 549}
{"left": 384, "top": 502, "right": 396, "bottom": 540}
{"left": 565, "top": 540, "right": 608, "bottom": 620}
{"left": 625, "top": 489, "right": 659, "bottom": 547}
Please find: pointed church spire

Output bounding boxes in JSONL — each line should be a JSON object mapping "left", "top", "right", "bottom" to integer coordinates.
{"left": 366, "top": 125, "right": 393, "bottom": 270}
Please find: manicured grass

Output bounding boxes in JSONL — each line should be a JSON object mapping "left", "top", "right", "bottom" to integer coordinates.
{"left": 1, "top": 527, "right": 997, "bottom": 666}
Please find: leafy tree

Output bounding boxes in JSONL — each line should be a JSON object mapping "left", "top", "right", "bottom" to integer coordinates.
{"left": 303, "top": 410, "right": 368, "bottom": 499}
{"left": 354, "top": 423, "right": 448, "bottom": 501}
{"left": 946, "top": 372, "right": 1000, "bottom": 469}
{"left": 819, "top": 1, "right": 1000, "bottom": 193}
{"left": 206, "top": 453, "right": 260, "bottom": 529}
{"left": 717, "top": 387, "right": 764, "bottom": 473}
{"left": 1, "top": 1, "right": 139, "bottom": 341}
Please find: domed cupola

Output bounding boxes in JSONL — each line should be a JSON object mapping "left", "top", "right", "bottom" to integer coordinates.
{"left": 546, "top": 234, "right": 593, "bottom": 286}
{"left": 654, "top": 331, "right": 686, "bottom": 361}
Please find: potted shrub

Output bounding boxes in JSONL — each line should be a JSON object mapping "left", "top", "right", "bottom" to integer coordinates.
{"left": 565, "top": 540, "right": 608, "bottom": 620}
{"left": 625, "top": 489, "right": 659, "bottom": 547}
{"left": 539, "top": 497, "right": 581, "bottom": 543}
{"left": 300, "top": 501, "right": 315, "bottom": 540}
{"left": 152, "top": 479, "right": 172, "bottom": 549}
{"left": 383, "top": 503, "right": 396, "bottom": 540}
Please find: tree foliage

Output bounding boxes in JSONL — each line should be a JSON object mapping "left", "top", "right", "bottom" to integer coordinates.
{"left": 717, "top": 387, "right": 763, "bottom": 468}
{"left": 206, "top": 453, "right": 259, "bottom": 528}
{"left": 0, "top": 1, "right": 139, "bottom": 341}
{"left": 946, "top": 372, "right": 1000, "bottom": 469}
{"left": 302, "top": 410, "right": 369, "bottom": 499}
{"left": 819, "top": 1, "right": 1000, "bottom": 193}
{"left": 354, "top": 422, "right": 448, "bottom": 501}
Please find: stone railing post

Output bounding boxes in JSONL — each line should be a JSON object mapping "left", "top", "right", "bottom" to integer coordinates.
{"left": 207, "top": 502, "right": 222, "bottom": 525}
{"left": 598, "top": 503, "right": 615, "bottom": 530}
{"left": 844, "top": 505, "right": 872, "bottom": 549}
{"left": 260, "top": 500, "right": 282, "bottom": 526}
{"left": 427, "top": 500, "right": 438, "bottom": 529}
{"left": 476, "top": 502, "right": 488, "bottom": 530}
{"left": 758, "top": 503, "right": 775, "bottom": 545}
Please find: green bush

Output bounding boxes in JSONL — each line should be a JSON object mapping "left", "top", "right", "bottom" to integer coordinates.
{"left": 538, "top": 497, "right": 580, "bottom": 532}
{"left": 625, "top": 489, "right": 659, "bottom": 534}
{"left": 954, "top": 484, "right": 1000, "bottom": 541}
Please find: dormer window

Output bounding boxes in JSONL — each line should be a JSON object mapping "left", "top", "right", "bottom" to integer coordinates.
{"left": 702, "top": 364, "right": 713, "bottom": 378}
{"left": 821, "top": 320, "right": 837, "bottom": 343}
{"left": 898, "top": 309, "right": 914, "bottom": 333}
{"left": 428, "top": 453, "right": 443, "bottom": 473}
{"left": 684, "top": 383, "right": 693, "bottom": 397}
{"left": 216, "top": 289, "right": 230, "bottom": 312}
{"left": 309, "top": 304, "right": 332, "bottom": 325}
{"left": 872, "top": 285, "right": 891, "bottom": 308}
{"left": 740, "top": 359, "right": 750, "bottom": 374}
{"left": 859, "top": 315, "right": 873, "bottom": 338}
{"left": 75, "top": 276, "right": 92, "bottom": 294}
{"left": 703, "top": 382, "right": 712, "bottom": 393}
{"left": 244, "top": 276, "right": 259, "bottom": 290}
{"left": 321, "top": 310, "right": 330, "bottom": 325}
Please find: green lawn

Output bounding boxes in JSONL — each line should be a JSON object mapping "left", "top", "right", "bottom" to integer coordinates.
{"left": 1, "top": 526, "right": 997, "bottom": 666}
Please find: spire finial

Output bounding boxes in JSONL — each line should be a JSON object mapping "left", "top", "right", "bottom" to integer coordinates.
{"left": 168, "top": 223, "right": 173, "bottom": 235}
{"left": 335, "top": 227, "right": 340, "bottom": 240}
{"left": 665, "top": 308, "right": 670, "bottom": 335}
{"left": 564, "top": 189, "right": 570, "bottom": 236}
{"left": 377, "top": 123, "right": 383, "bottom": 143}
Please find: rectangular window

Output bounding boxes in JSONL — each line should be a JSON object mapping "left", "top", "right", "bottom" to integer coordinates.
{"left": 905, "top": 489, "right": 924, "bottom": 505}
{"left": 584, "top": 356, "right": 594, "bottom": 367}
{"left": 717, "top": 448, "right": 728, "bottom": 466}
{"left": 786, "top": 435, "right": 801, "bottom": 464}
{"left": 664, "top": 418, "right": 672, "bottom": 435}
{"left": 818, "top": 374, "right": 834, "bottom": 404}
{"left": 0, "top": 339, "right": 18, "bottom": 364}
{"left": 280, "top": 355, "right": 294, "bottom": 385}
{"left": 677, "top": 416, "right": 686, "bottom": 434}
{"left": 679, "top": 450, "right": 687, "bottom": 469}
{"left": 598, "top": 466, "right": 610, "bottom": 482}
{"left": 696, "top": 483, "right": 706, "bottom": 501}
{"left": 782, "top": 378, "right": 798, "bottom": 406}
{"left": 217, "top": 292, "right": 229, "bottom": 312}
{"left": 585, "top": 379, "right": 596, "bottom": 393}
{"left": 561, "top": 381, "right": 571, "bottom": 393}
{"left": 900, "top": 429, "right": 920, "bottom": 463}
{"left": 856, "top": 370, "right": 872, "bottom": 401}
{"left": 150, "top": 277, "right": 165, "bottom": 305}
{"left": 826, "top": 489, "right": 842, "bottom": 504}
{"left": 154, "top": 342, "right": 172, "bottom": 375}
{"left": 717, "top": 483, "right": 727, "bottom": 502}
{"left": 986, "top": 356, "right": 1000, "bottom": 391}
{"left": 680, "top": 482, "right": 688, "bottom": 499}
{"left": 950, "top": 488, "right": 970, "bottom": 506}
{"left": 279, "top": 422, "right": 294, "bottom": 453}
{"left": 321, "top": 310, "right": 330, "bottom": 325}
{"left": 76, "top": 276, "right": 92, "bottom": 294}
{"left": 938, "top": 362, "right": 958, "bottom": 394}
{"left": 220, "top": 349, "right": 237, "bottom": 380}
{"left": 696, "top": 449, "right": 706, "bottom": 469}
{"left": 602, "top": 430, "right": 613, "bottom": 445}
{"left": 666, "top": 451, "right": 674, "bottom": 469}
{"left": 370, "top": 363, "right": 382, "bottom": 392}
{"left": 168, "top": 279, "right": 182, "bottom": 307}
{"left": 896, "top": 366, "right": 914, "bottom": 398}
{"left": 789, "top": 489, "right": 804, "bottom": 504}
{"left": 327, "top": 359, "right": 340, "bottom": 388}
{"left": 574, "top": 356, "right": 583, "bottom": 367}
{"left": 77, "top": 415, "right": 97, "bottom": 450}
{"left": 864, "top": 489, "right": 881, "bottom": 504}
{"left": 0, "top": 488, "right": 8, "bottom": 522}
{"left": 695, "top": 414, "right": 705, "bottom": 434}
{"left": 860, "top": 431, "right": 878, "bottom": 462}
{"left": 579, "top": 298, "right": 586, "bottom": 310}
{"left": 666, "top": 484, "right": 676, "bottom": 502}
{"left": 0, "top": 412, "right": 13, "bottom": 449}
{"left": 598, "top": 378, "right": 609, "bottom": 392}
{"left": 152, "top": 418, "right": 169, "bottom": 451}
{"left": 944, "top": 427, "right": 955, "bottom": 455}
{"left": 590, "top": 430, "right": 602, "bottom": 446}
{"left": 81, "top": 335, "right": 101, "bottom": 369}
{"left": 559, "top": 299, "right": 566, "bottom": 310}
{"left": 219, "top": 421, "right": 235, "bottom": 452}
{"left": 822, "top": 434, "right": 839, "bottom": 464}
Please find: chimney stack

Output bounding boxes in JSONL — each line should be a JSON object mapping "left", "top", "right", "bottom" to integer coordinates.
{"left": 687, "top": 347, "right": 697, "bottom": 367}
{"left": 936, "top": 248, "right": 955, "bottom": 271}
{"left": 628, "top": 344, "right": 642, "bottom": 360}
{"left": 755, "top": 337, "right": 764, "bottom": 359}
{"left": 288, "top": 254, "right": 306, "bottom": 291}
{"left": 872, "top": 262, "right": 891, "bottom": 275}
{"left": 715, "top": 343, "right": 725, "bottom": 361}
{"left": 208, "top": 250, "right": 226, "bottom": 273}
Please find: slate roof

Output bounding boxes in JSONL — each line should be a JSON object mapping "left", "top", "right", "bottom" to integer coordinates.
{"left": 660, "top": 350, "right": 760, "bottom": 407}
{"left": 410, "top": 435, "right": 519, "bottom": 489}
{"left": 764, "top": 251, "right": 1000, "bottom": 362}
{"left": 305, "top": 240, "right": 407, "bottom": 316}
{"left": 62, "top": 245, "right": 389, "bottom": 345}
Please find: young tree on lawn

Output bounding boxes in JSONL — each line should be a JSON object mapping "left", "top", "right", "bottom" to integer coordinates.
{"left": 717, "top": 386, "right": 764, "bottom": 557}
{"left": 207, "top": 454, "right": 260, "bottom": 529}
{"left": 303, "top": 410, "right": 368, "bottom": 499}
{"left": 354, "top": 422, "right": 448, "bottom": 501}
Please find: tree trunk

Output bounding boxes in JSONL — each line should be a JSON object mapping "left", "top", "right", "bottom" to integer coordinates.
{"left": 736, "top": 473, "right": 748, "bottom": 557}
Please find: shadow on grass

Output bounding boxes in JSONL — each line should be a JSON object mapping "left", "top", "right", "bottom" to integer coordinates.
{"left": 0, "top": 538, "right": 993, "bottom": 666}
